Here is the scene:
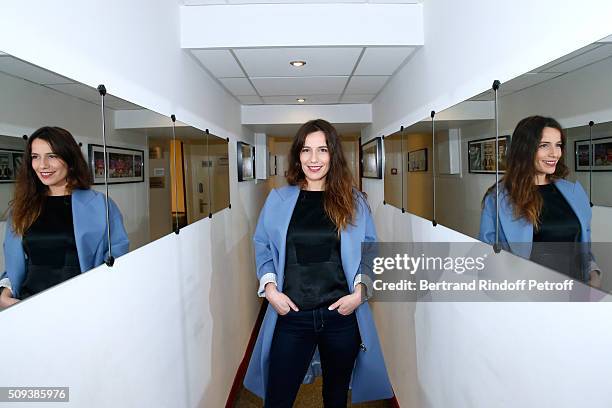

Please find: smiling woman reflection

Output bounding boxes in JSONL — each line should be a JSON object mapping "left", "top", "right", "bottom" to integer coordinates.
{"left": 0, "top": 127, "right": 129, "bottom": 308}
{"left": 479, "top": 116, "right": 601, "bottom": 287}
{"left": 244, "top": 119, "right": 392, "bottom": 407}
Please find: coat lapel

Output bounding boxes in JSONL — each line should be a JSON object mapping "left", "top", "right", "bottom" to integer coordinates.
{"left": 72, "top": 189, "right": 104, "bottom": 272}
{"left": 340, "top": 202, "right": 365, "bottom": 291}
{"left": 498, "top": 190, "right": 533, "bottom": 258}
{"left": 270, "top": 186, "right": 300, "bottom": 290}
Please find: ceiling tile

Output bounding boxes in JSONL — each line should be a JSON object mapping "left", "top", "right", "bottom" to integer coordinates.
{"left": 0, "top": 56, "right": 74, "bottom": 85}
{"left": 354, "top": 47, "right": 415, "bottom": 75}
{"left": 234, "top": 48, "right": 362, "bottom": 77}
{"left": 251, "top": 76, "right": 348, "bottom": 96}
{"left": 262, "top": 95, "right": 340, "bottom": 104}
{"left": 340, "top": 94, "right": 375, "bottom": 103}
{"left": 344, "top": 76, "right": 389, "bottom": 94}
{"left": 236, "top": 95, "right": 263, "bottom": 104}
{"left": 500, "top": 72, "right": 564, "bottom": 96}
{"left": 539, "top": 44, "right": 612, "bottom": 73}
{"left": 219, "top": 77, "right": 257, "bottom": 95}
{"left": 190, "top": 49, "right": 245, "bottom": 78}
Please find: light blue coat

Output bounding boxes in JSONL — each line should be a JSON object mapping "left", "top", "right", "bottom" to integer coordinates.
{"left": 243, "top": 185, "right": 393, "bottom": 404}
{"left": 479, "top": 179, "right": 594, "bottom": 281}
{"left": 2, "top": 189, "right": 129, "bottom": 298}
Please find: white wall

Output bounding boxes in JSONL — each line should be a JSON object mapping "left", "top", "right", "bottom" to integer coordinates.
{"left": 366, "top": 1, "right": 612, "bottom": 407}
{"left": 0, "top": 1, "right": 267, "bottom": 407}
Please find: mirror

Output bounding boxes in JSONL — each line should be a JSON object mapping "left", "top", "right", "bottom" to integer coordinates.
{"left": 0, "top": 51, "right": 231, "bottom": 309}
{"left": 402, "top": 121, "right": 433, "bottom": 221}
{"left": 208, "top": 133, "right": 230, "bottom": 214}
{"left": 428, "top": 34, "right": 612, "bottom": 292}
{"left": 383, "top": 131, "right": 402, "bottom": 209}
{"left": 0, "top": 51, "right": 117, "bottom": 305}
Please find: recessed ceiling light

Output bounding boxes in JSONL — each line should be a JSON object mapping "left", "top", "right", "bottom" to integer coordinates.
{"left": 290, "top": 60, "right": 306, "bottom": 67}
{"left": 296, "top": 98, "right": 306, "bottom": 103}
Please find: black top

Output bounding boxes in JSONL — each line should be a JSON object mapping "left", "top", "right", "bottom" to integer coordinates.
{"left": 283, "top": 190, "right": 349, "bottom": 310}
{"left": 530, "top": 183, "right": 582, "bottom": 279}
{"left": 20, "top": 195, "right": 81, "bottom": 299}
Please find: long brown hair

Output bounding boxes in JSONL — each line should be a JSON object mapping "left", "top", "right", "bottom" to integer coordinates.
{"left": 286, "top": 119, "right": 358, "bottom": 231}
{"left": 11, "top": 126, "right": 92, "bottom": 235}
{"left": 483, "top": 116, "right": 568, "bottom": 227}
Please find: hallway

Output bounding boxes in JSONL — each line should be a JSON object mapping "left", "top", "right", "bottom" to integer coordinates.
{"left": 233, "top": 378, "right": 392, "bottom": 407}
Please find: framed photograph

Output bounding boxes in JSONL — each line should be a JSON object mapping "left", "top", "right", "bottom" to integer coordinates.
{"left": 468, "top": 135, "right": 510, "bottom": 174}
{"left": 407, "top": 148, "right": 428, "bottom": 172}
{"left": 268, "top": 152, "right": 277, "bottom": 176}
{"left": 0, "top": 149, "right": 24, "bottom": 183}
{"left": 88, "top": 144, "right": 145, "bottom": 184}
{"left": 575, "top": 137, "right": 612, "bottom": 171}
{"left": 361, "top": 137, "right": 382, "bottom": 179}
{"left": 237, "top": 141, "right": 255, "bottom": 181}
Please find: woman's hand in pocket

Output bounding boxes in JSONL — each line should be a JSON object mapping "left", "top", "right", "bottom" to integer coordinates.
{"left": 264, "top": 283, "right": 299, "bottom": 315}
{"left": 328, "top": 284, "right": 364, "bottom": 315}
{"left": 0, "top": 288, "right": 19, "bottom": 308}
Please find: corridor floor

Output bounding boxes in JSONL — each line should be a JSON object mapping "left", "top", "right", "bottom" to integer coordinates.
{"left": 234, "top": 378, "right": 392, "bottom": 407}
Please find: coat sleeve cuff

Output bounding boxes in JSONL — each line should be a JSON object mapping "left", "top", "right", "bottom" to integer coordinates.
{"left": 258, "top": 273, "right": 277, "bottom": 297}
{"left": 353, "top": 273, "right": 373, "bottom": 300}
{"left": 0, "top": 277, "right": 12, "bottom": 292}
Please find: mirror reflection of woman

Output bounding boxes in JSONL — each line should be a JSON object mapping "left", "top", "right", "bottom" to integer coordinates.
{"left": 0, "top": 127, "right": 129, "bottom": 307}
{"left": 480, "top": 116, "right": 601, "bottom": 287}
{"left": 244, "top": 119, "right": 392, "bottom": 407}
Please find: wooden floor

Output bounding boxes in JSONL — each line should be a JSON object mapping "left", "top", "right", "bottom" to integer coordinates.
{"left": 233, "top": 378, "right": 391, "bottom": 407}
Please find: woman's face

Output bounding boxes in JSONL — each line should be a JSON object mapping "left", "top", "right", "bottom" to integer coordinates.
{"left": 299, "top": 131, "right": 330, "bottom": 189}
{"left": 534, "top": 126, "right": 562, "bottom": 182}
{"left": 31, "top": 138, "right": 69, "bottom": 194}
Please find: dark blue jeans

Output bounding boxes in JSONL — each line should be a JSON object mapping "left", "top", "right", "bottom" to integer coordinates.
{"left": 265, "top": 307, "right": 361, "bottom": 408}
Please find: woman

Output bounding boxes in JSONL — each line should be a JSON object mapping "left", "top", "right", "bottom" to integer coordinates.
{"left": 0, "top": 126, "right": 129, "bottom": 307}
{"left": 479, "top": 116, "right": 600, "bottom": 286}
{"left": 244, "top": 119, "right": 393, "bottom": 406}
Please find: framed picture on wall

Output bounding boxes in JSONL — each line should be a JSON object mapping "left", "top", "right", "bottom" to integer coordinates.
{"left": 0, "top": 149, "right": 23, "bottom": 183}
{"left": 468, "top": 135, "right": 509, "bottom": 174}
{"left": 361, "top": 137, "right": 383, "bottom": 179}
{"left": 407, "top": 148, "right": 428, "bottom": 172}
{"left": 88, "top": 144, "right": 145, "bottom": 184}
{"left": 574, "top": 137, "right": 612, "bottom": 171}
{"left": 268, "top": 152, "right": 277, "bottom": 176}
{"left": 237, "top": 141, "right": 255, "bottom": 181}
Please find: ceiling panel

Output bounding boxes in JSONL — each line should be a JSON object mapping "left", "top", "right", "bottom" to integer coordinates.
{"left": 0, "top": 56, "right": 74, "bottom": 85}
{"left": 235, "top": 47, "right": 362, "bottom": 77}
{"left": 539, "top": 44, "right": 612, "bottom": 73}
{"left": 499, "top": 72, "right": 564, "bottom": 96}
{"left": 236, "top": 95, "right": 263, "bottom": 104}
{"left": 344, "top": 75, "right": 389, "bottom": 94}
{"left": 190, "top": 49, "right": 245, "bottom": 78}
{"left": 219, "top": 77, "right": 257, "bottom": 95}
{"left": 251, "top": 76, "right": 348, "bottom": 96}
{"left": 262, "top": 94, "right": 340, "bottom": 104}
{"left": 354, "top": 47, "right": 415, "bottom": 75}
{"left": 46, "top": 83, "right": 143, "bottom": 109}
